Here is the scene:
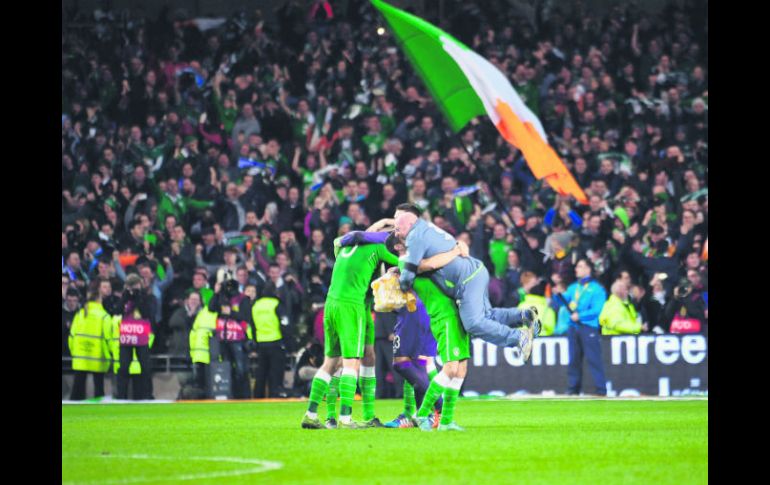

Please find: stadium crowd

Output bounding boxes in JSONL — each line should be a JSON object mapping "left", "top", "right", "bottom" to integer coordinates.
{"left": 62, "top": 0, "right": 708, "bottom": 398}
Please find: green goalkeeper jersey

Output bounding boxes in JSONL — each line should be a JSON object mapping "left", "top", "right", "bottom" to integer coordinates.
{"left": 328, "top": 242, "right": 399, "bottom": 304}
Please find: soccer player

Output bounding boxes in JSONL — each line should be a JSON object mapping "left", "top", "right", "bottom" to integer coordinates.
{"left": 338, "top": 230, "right": 471, "bottom": 431}
{"left": 384, "top": 293, "right": 443, "bottom": 429}
{"left": 393, "top": 204, "right": 540, "bottom": 359}
{"left": 301, "top": 233, "right": 398, "bottom": 429}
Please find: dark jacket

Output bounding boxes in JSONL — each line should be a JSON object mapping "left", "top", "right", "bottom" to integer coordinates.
{"left": 167, "top": 305, "right": 198, "bottom": 355}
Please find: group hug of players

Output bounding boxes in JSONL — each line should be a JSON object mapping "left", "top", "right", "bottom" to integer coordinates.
{"left": 301, "top": 203, "right": 540, "bottom": 431}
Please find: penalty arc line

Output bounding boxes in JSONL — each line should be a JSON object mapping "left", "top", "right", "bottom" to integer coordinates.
{"left": 61, "top": 454, "right": 283, "bottom": 485}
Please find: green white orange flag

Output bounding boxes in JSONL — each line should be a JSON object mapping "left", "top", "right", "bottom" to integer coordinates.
{"left": 372, "top": 0, "right": 588, "bottom": 204}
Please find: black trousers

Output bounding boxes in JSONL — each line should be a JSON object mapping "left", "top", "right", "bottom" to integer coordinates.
{"left": 253, "top": 340, "right": 286, "bottom": 398}
{"left": 220, "top": 340, "right": 251, "bottom": 399}
{"left": 70, "top": 371, "right": 105, "bottom": 400}
{"left": 117, "top": 345, "right": 152, "bottom": 400}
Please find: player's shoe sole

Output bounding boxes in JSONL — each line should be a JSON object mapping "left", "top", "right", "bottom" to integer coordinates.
{"left": 301, "top": 415, "right": 324, "bottom": 429}
{"left": 528, "top": 305, "right": 542, "bottom": 337}
{"left": 518, "top": 326, "right": 534, "bottom": 361}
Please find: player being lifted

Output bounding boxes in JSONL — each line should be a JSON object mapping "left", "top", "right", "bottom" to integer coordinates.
{"left": 300, "top": 227, "right": 465, "bottom": 429}
{"left": 394, "top": 203, "right": 541, "bottom": 355}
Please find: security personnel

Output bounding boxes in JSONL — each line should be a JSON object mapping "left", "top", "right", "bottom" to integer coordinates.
{"left": 208, "top": 279, "right": 255, "bottom": 399}
{"left": 189, "top": 288, "right": 219, "bottom": 394}
{"left": 599, "top": 280, "right": 642, "bottom": 335}
{"left": 107, "top": 273, "right": 157, "bottom": 400}
{"left": 68, "top": 280, "right": 111, "bottom": 400}
{"left": 251, "top": 284, "right": 289, "bottom": 398}
{"left": 555, "top": 258, "right": 608, "bottom": 396}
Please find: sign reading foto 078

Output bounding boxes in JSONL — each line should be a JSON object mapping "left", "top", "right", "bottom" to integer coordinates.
{"left": 460, "top": 334, "right": 708, "bottom": 396}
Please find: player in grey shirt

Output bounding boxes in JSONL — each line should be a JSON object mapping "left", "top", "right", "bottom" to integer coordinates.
{"left": 392, "top": 204, "right": 538, "bottom": 359}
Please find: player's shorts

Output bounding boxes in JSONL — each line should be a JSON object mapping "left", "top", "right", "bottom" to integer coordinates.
{"left": 324, "top": 298, "right": 368, "bottom": 358}
{"left": 393, "top": 299, "right": 437, "bottom": 360}
{"left": 430, "top": 307, "right": 471, "bottom": 363}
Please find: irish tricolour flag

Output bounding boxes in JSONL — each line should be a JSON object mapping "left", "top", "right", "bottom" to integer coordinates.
{"left": 372, "top": 0, "right": 587, "bottom": 204}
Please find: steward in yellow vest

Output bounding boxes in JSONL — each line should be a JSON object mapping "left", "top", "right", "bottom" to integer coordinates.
{"left": 68, "top": 297, "right": 111, "bottom": 400}
{"left": 251, "top": 285, "right": 288, "bottom": 398}
{"left": 599, "top": 281, "right": 641, "bottom": 335}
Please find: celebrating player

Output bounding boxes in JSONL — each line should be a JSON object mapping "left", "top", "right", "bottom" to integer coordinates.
{"left": 393, "top": 204, "right": 541, "bottom": 359}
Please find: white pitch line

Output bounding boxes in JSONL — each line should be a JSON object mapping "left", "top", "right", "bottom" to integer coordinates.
{"left": 62, "top": 454, "right": 283, "bottom": 484}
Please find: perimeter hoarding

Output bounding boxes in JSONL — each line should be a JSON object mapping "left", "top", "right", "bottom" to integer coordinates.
{"left": 461, "top": 333, "right": 708, "bottom": 397}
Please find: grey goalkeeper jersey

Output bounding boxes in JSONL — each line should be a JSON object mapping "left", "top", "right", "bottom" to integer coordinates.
{"left": 399, "top": 218, "right": 482, "bottom": 298}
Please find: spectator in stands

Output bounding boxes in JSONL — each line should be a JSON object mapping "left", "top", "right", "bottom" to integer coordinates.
{"left": 62, "top": 287, "right": 81, "bottom": 357}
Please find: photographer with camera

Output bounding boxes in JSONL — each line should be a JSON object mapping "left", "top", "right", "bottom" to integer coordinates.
{"left": 107, "top": 273, "right": 158, "bottom": 400}
{"left": 208, "top": 278, "right": 256, "bottom": 399}
{"left": 663, "top": 272, "right": 706, "bottom": 334}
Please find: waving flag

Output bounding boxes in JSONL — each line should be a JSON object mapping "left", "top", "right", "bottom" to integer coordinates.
{"left": 372, "top": 0, "right": 587, "bottom": 204}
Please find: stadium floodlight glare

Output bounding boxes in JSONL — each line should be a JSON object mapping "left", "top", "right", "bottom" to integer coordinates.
{"left": 377, "top": 26, "right": 385, "bottom": 35}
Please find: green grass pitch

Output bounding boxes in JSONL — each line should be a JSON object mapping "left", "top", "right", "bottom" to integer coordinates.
{"left": 62, "top": 398, "right": 707, "bottom": 484}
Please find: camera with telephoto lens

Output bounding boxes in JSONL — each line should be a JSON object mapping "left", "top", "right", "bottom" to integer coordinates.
{"left": 222, "top": 279, "right": 240, "bottom": 298}
{"left": 675, "top": 279, "right": 692, "bottom": 299}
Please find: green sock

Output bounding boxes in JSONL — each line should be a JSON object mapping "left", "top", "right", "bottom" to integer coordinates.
{"left": 441, "top": 387, "right": 461, "bottom": 425}
{"left": 307, "top": 372, "right": 331, "bottom": 414}
{"left": 359, "top": 366, "right": 376, "bottom": 421}
{"left": 403, "top": 381, "right": 416, "bottom": 416}
{"left": 326, "top": 374, "right": 340, "bottom": 419}
{"left": 417, "top": 372, "right": 449, "bottom": 418}
{"left": 428, "top": 368, "right": 438, "bottom": 381}
{"left": 339, "top": 370, "right": 358, "bottom": 418}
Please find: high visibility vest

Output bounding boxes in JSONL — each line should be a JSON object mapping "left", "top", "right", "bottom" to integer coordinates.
{"left": 106, "top": 314, "right": 154, "bottom": 374}
{"left": 68, "top": 302, "right": 111, "bottom": 373}
{"left": 518, "top": 294, "right": 556, "bottom": 336}
{"left": 599, "top": 295, "right": 641, "bottom": 335}
{"left": 189, "top": 307, "right": 218, "bottom": 364}
{"left": 251, "top": 297, "right": 282, "bottom": 343}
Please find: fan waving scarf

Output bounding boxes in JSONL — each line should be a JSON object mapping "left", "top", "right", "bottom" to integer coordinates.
{"left": 372, "top": 0, "right": 587, "bottom": 204}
